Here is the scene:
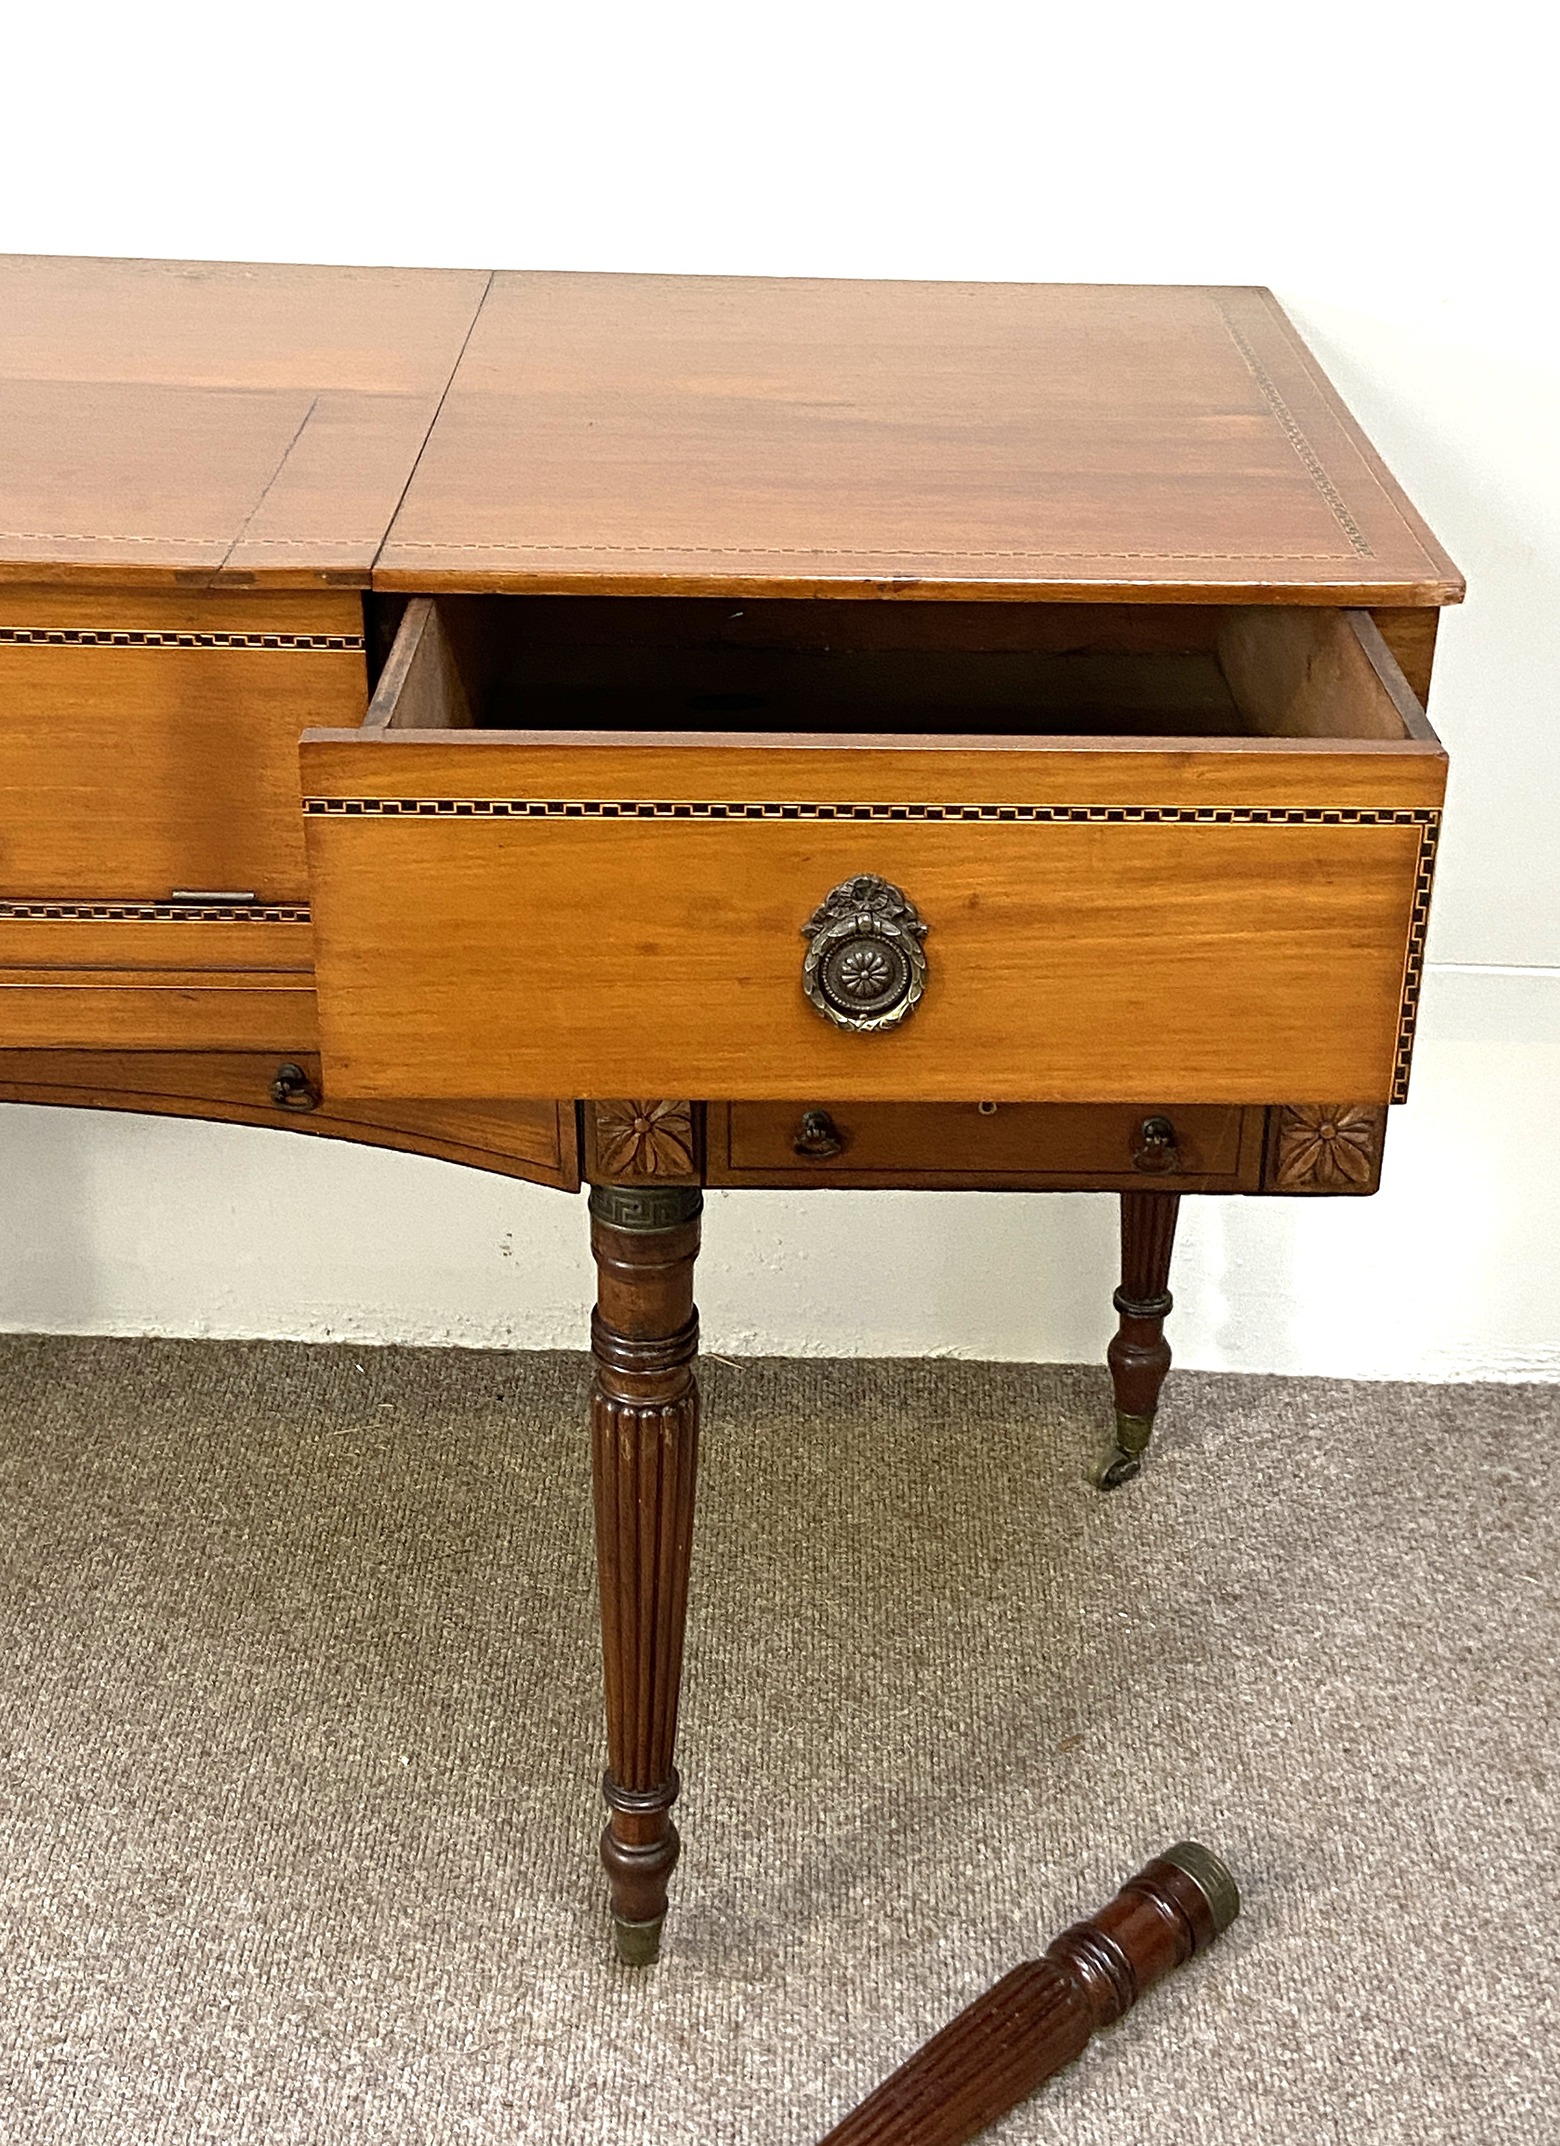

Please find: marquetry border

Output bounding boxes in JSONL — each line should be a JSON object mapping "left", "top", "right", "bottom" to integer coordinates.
{"left": 1211, "top": 299, "right": 1372, "bottom": 559}
{"left": 300, "top": 797, "right": 1439, "bottom": 1103}
{"left": 0, "top": 899, "right": 311, "bottom": 923}
{"left": 1391, "top": 811, "right": 1438, "bottom": 1103}
{"left": 302, "top": 798, "right": 1438, "bottom": 831}
{"left": 0, "top": 627, "right": 364, "bottom": 652}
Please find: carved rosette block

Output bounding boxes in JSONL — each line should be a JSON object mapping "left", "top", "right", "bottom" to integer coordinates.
{"left": 1267, "top": 1104, "right": 1387, "bottom": 1193}
{"left": 819, "top": 1842, "right": 1239, "bottom": 2145}
{"left": 587, "top": 1181, "right": 703, "bottom": 1965}
{"left": 1100, "top": 1190, "right": 1181, "bottom": 1490}
{"left": 588, "top": 1099, "right": 698, "bottom": 1182}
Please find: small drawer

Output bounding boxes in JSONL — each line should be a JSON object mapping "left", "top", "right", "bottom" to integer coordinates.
{"left": 0, "top": 587, "right": 366, "bottom": 903}
{"left": 709, "top": 1101, "right": 1263, "bottom": 1189}
{"left": 0, "top": 969, "right": 318, "bottom": 1051}
{"left": 303, "top": 595, "right": 1445, "bottom": 1106}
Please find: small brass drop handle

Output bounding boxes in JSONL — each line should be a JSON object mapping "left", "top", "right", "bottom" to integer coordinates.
{"left": 270, "top": 1061, "right": 320, "bottom": 1113}
{"left": 1131, "top": 1115, "right": 1180, "bottom": 1173}
{"left": 793, "top": 1109, "right": 846, "bottom": 1160}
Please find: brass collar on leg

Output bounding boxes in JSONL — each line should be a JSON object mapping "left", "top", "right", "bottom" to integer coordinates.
{"left": 589, "top": 1184, "right": 704, "bottom": 1232}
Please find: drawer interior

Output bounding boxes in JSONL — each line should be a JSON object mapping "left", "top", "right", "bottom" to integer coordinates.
{"left": 363, "top": 594, "right": 1432, "bottom": 744}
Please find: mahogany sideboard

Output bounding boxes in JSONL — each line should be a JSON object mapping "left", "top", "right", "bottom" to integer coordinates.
{"left": 0, "top": 255, "right": 1459, "bottom": 1964}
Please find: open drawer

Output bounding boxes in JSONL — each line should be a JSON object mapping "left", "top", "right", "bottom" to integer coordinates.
{"left": 300, "top": 596, "right": 1445, "bottom": 1104}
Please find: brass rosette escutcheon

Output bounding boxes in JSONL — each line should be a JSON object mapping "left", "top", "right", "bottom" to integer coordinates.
{"left": 801, "top": 873, "right": 928, "bottom": 1033}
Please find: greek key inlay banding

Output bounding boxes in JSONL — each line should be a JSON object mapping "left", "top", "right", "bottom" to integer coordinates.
{"left": 302, "top": 797, "right": 1437, "bottom": 830}
{"left": 0, "top": 898, "right": 310, "bottom": 923}
{"left": 0, "top": 626, "right": 363, "bottom": 652}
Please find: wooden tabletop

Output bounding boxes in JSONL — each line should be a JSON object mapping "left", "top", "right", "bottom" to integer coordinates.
{"left": 0, "top": 254, "right": 489, "bottom": 588}
{"left": 0, "top": 259, "right": 1460, "bottom": 603}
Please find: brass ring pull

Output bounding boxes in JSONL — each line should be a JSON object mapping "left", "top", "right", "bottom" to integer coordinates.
{"left": 801, "top": 874, "right": 928, "bottom": 1033}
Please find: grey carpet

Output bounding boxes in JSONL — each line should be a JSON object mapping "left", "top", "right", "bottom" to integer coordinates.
{"left": 0, "top": 1338, "right": 1555, "bottom": 2145}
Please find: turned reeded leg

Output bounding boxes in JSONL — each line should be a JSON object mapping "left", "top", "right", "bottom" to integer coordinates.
{"left": 1099, "top": 1190, "right": 1180, "bottom": 1491}
{"left": 588, "top": 1182, "right": 702, "bottom": 1966}
{"left": 818, "top": 1842, "right": 1239, "bottom": 2145}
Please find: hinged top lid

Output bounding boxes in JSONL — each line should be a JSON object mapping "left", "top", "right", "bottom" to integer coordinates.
{"left": 0, "top": 253, "right": 490, "bottom": 588}
{"left": 376, "top": 274, "right": 1461, "bottom": 605}
{"left": 0, "top": 260, "right": 1460, "bottom": 603}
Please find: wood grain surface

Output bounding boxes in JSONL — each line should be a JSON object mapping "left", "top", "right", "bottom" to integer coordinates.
{"left": 1368, "top": 607, "right": 1439, "bottom": 707}
{"left": 0, "top": 916, "right": 312, "bottom": 975}
{"left": 0, "top": 623, "right": 322, "bottom": 894}
{"left": 303, "top": 810, "right": 1429, "bottom": 1103}
{"left": 304, "top": 601, "right": 1447, "bottom": 808}
{"left": 376, "top": 276, "right": 1462, "bottom": 604}
{"left": 0, "top": 1049, "right": 578, "bottom": 1187}
{"left": 363, "top": 595, "right": 474, "bottom": 730}
{"left": 302, "top": 731, "right": 1445, "bottom": 812}
{"left": 0, "top": 603, "right": 364, "bottom": 899}
{"left": 0, "top": 256, "right": 489, "bottom": 587}
{"left": 0, "top": 969, "right": 317, "bottom": 1050}
{"left": 0, "top": 260, "right": 1461, "bottom": 607}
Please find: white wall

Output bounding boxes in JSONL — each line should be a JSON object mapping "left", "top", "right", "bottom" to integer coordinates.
{"left": 3, "top": 2, "right": 1556, "bottom": 1378}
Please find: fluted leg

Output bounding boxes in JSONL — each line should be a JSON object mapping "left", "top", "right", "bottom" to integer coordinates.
{"left": 818, "top": 1842, "right": 1238, "bottom": 2145}
{"left": 588, "top": 1182, "right": 702, "bottom": 1965}
{"left": 1099, "top": 1190, "right": 1180, "bottom": 1490}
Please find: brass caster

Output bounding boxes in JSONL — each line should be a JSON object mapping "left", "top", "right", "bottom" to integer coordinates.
{"left": 1096, "top": 1409, "right": 1154, "bottom": 1492}
{"left": 1097, "top": 1448, "right": 1143, "bottom": 1491}
{"left": 612, "top": 1914, "right": 665, "bottom": 1967}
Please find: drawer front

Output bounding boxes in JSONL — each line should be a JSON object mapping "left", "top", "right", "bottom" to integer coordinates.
{"left": 0, "top": 911, "right": 313, "bottom": 973}
{"left": 0, "top": 588, "right": 366, "bottom": 902}
{"left": 0, "top": 900, "right": 314, "bottom": 1053}
{"left": 0, "top": 970, "right": 318, "bottom": 1051}
{"left": 302, "top": 600, "right": 1445, "bottom": 1108}
{"left": 303, "top": 764, "right": 1439, "bottom": 1106}
{"left": 711, "top": 1100, "right": 1263, "bottom": 1189}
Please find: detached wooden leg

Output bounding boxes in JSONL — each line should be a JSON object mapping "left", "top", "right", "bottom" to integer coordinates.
{"left": 818, "top": 1841, "right": 1239, "bottom": 2145}
{"left": 588, "top": 1182, "right": 702, "bottom": 1966}
{"left": 1099, "top": 1190, "right": 1180, "bottom": 1490}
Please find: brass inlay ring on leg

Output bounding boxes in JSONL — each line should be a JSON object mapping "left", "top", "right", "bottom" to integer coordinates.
{"left": 589, "top": 1184, "right": 704, "bottom": 1231}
